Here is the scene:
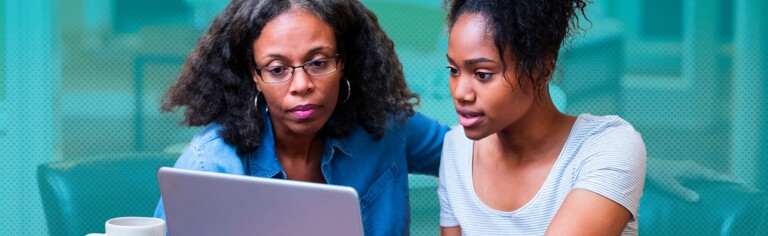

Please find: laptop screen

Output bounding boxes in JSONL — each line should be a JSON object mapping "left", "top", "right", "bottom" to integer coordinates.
{"left": 158, "top": 167, "right": 364, "bottom": 236}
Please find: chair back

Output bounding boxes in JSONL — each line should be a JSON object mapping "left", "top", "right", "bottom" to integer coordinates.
{"left": 38, "top": 154, "right": 176, "bottom": 236}
{"left": 639, "top": 179, "right": 767, "bottom": 236}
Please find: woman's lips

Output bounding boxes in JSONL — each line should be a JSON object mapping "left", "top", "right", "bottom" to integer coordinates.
{"left": 456, "top": 108, "right": 484, "bottom": 127}
{"left": 289, "top": 104, "right": 319, "bottom": 119}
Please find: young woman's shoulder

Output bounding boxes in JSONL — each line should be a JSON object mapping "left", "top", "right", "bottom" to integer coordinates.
{"left": 570, "top": 114, "right": 646, "bottom": 174}
{"left": 444, "top": 126, "right": 471, "bottom": 145}
{"left": 570, "top": 114, "right": 646, "bottom": 222}
{"left": 576, "top": 114, "right": 643, "bottom": 148}
{"left": 440, "top": 126, "right": 473, "bottom": 166}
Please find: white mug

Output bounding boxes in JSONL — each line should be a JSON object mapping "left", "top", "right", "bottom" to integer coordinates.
{"left": 86, "top": 217, "right": 166, "bottom": 236}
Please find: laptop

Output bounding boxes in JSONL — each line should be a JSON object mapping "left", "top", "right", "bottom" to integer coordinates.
{"left": 157, "top": 167, "right": 364, "bottom": 236}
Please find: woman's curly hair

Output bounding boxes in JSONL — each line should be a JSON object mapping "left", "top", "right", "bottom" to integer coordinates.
{"left": 445, "top": 0, "right": 588, "bottom": 99}
{"left": 162, "top": 0, "right": 419, "bottom": 156}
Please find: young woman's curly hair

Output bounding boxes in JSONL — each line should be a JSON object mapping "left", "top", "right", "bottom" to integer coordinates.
{"left": 445, "top": 0, "right": 588, "bottom": 99}
{"left": 162, "top": 0, "right": 419, "bottom": 156}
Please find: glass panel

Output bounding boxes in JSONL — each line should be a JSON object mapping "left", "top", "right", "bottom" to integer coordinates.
{"left": 642, "top": 0, "right": 683, "bottom": 40}
{"left": 0, "top": 0, "right": 5, "bottom": 102}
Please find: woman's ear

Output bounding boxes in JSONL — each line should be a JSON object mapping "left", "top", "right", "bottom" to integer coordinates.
{"left": 252, "top": 68, "right": 263, "bottom": 91}
{"left": 253, "top": 73, "right": 263, "bottom": 92}
{"left": 543, "top": 58, "right": 555, "bottom": 78}
{"left": 255, "top": 81, "right": 262, "bottom": 93}
{"left": 539, "top": 59, "right": 556, "bottom": 91}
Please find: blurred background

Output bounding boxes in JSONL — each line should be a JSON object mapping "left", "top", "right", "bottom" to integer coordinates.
{"left": 1, "top": 0, "right": 766, "bottom": 235}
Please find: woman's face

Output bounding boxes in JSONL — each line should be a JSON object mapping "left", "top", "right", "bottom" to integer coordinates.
{"left": 447, "top": 13, "right": 535, "bottom": 140}
{"left": 252, "top": 8, "right": 343, "bottom": 137}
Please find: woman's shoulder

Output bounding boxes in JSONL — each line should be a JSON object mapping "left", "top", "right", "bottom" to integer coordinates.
{"left": 382, "top": 112, "right": 449, "bottom": 139}
{"left": 442, "top": 126, "right": 473, "bottom": 158}
{"left": 570, "top": 114, "right": 646, "bottom": 161}
{"left": 574, "top": 114, "right": 642, "bottom": 142}
{"left": 174, "top": 122, "right": 244, "bottom": 174}
{"left": 444, "top": 126, "right": 470, "bottom": 142}
{"left": 389, "top": 112, "right": 444, "bottom": 128}
{"left": 189, "top": 123, "right": 224, "bottom": 145}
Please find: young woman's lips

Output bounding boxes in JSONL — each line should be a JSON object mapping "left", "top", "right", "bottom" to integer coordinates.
{"left": 456, "top": 108, "right": 484, "bottom": 127}
{"left": 289, "top": 104, "right": 320, "bottom": 119}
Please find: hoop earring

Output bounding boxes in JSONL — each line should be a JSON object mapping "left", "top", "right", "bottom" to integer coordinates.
{"left": 255, "top": 91, "right": 268, "bottom": 113}
{"left": 340, "top": 78, "right": 351, "bottom": 104}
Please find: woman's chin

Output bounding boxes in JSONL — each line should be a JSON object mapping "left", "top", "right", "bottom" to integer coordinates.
{"left": 282, "top": 115, "right": 331, "bottom": 136}
{"left": 462, "top": 127, "right": 490, "bottom": 141}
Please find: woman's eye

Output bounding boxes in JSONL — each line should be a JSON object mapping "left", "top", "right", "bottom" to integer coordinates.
{"left": 309, "top": 59, "right": 327, "bottom": 68}
{"left": 268, "top": 67, "right": 288, "bottom": 75}
{"left": 447, "top": 66, "right": 459, "bottom": 76}
{"left": 476, "top": 72, "right": 492, "bottom": 81}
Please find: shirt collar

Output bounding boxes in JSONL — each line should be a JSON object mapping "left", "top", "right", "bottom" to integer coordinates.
{"left": 323, "top": 113, "right": 353, "bottom": 157}
{"left": 247, "top": 114, "right": 282, "bottom": 178}
{"left": 246, "top": 112, "right": 353, "bottom": 178}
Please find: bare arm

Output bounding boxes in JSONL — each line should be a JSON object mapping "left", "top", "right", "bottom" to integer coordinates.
{"left": 545, "top": 189, "right": 631, "bottom": 236}
{"left": 441, "top": 226, "right": 462, "bottom": 236}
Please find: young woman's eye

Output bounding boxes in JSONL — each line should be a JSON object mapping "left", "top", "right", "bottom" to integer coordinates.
{"left": 446, "top": 66, "right": 459, "bottom": 76}
{"left": 476, "top": 72, "right": 492, "bottom": 81}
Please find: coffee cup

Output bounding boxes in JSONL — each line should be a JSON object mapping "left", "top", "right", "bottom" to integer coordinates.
{"left": 86, "top": 217, "right": 165, "bottom": 236}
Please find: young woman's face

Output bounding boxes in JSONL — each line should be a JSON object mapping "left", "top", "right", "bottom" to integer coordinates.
{"left": 252, "top": 8, "right": 343, "bottom": 137}
{"left": 447, "top": 13, "right": 535, "bottom": 140}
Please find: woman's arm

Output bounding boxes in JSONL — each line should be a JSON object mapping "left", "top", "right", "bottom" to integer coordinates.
{"left": 546, "top": 126, "right": 646, "bottom": 235}
{"left": 403, "top": 112, "right": 451, "bottom": 176}
{"left": 545, "top": 189, "right": 630, "bottom": 235}
{"left": 154, "top": 125, "right": 245, "bottom": 219}
{"left": 438, "top": 143, "right": 462, "bottom": 235}
{"left": 441, "top": 226, "right": 462, "bottom": 236}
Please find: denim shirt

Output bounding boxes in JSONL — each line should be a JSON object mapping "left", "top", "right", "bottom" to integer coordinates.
{"left": 154, "top": 112, "right": 449, "bottom": 235}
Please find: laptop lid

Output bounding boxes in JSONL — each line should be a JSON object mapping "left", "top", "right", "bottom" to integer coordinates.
{"left": 158, "top": 167, "right": 364, "bottom": 236}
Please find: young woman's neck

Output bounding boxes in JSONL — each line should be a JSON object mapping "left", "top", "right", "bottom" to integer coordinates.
{"left": 495, "top": 97, "right": 575, "bottom": 160}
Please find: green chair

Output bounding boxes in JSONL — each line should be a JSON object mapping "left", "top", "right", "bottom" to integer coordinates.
{"left": 639, "top": 179, "right": 767, "bottom": 236}
{"left": 409, "top": 174, "right": 440, "bottom": 236}
{"left": 37, "top": 153, "right": 176, "bottom": 236}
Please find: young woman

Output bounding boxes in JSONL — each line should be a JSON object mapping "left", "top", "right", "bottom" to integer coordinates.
{"left": 438, "top": 0, "right": 646, "bottom": 235}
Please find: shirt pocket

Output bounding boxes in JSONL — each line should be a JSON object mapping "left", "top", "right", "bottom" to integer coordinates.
{"left": 360, "top": 162, "right": 400, "bottom": 209}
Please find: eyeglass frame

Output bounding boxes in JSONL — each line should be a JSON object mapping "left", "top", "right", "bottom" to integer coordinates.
{"left": 252, "top": 54, "right": 341, "bottom": 83}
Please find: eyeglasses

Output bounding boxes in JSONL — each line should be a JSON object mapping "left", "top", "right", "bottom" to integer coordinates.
{"left": 254, "top": 54, "right": 340, "bottom": 83}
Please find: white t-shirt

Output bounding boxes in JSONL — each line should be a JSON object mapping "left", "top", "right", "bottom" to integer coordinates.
{"left": 438, "top": 114, "right": 646, "bottom": 235}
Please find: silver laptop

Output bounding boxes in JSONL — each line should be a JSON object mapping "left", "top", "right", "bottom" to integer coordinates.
{"left": 158, "top": 167, "right": 364, "bottom": 236}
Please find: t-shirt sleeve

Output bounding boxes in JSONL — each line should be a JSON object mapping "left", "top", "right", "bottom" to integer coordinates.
{"left": 438, "top": 129, "right": 463, "bottom": 227}
{"left": 438, "top": 156, "right": 460, "bottom": 227}
{"left": 572, "top": 127, "right": 646, "bottom": 219}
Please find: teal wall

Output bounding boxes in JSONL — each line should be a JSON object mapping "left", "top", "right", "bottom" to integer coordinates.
{"left": 1, "top": 0, "right": 766, "bottom": 235}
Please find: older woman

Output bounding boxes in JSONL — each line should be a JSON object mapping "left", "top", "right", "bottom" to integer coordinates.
{"left": 153, "top": 0, "right": 448, "bottom": 235}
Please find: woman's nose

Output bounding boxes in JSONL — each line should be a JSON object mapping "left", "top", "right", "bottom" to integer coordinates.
{"left": 289, "top": 68, "right": 315, "bottom": 95}
{"left": 452, "top": 76, "right": 475, "bottom": 103}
